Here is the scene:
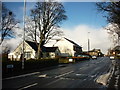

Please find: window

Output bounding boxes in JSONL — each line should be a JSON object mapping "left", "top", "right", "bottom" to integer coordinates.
{"left": 25, "top": 52, "right": 31, "bottom": 59}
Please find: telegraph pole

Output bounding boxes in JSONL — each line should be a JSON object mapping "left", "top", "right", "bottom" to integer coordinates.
{"left": 88, "top": 32, "right": 90, "bottom": 52}
{"left": 118, "top": 35, "right": 120, "bottom": 46}
{"left": 22, "top": 0, "right": 26, "bottom": 70}
{"left": 0, "top": 1, "right": 2, "bottom": 90}
{"left": 0, "top": 1, "right": 2, "bottom": 45}
{"left": 88, "top": 38, "right": 90, "bottom": 52}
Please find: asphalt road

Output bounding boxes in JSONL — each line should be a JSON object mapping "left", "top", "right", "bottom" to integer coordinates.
{"left": 2, "top": 57, "right": 112, "bottom": 89}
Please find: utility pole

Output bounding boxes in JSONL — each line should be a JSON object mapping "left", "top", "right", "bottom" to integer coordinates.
{"left": 22, "top": 0, "right": 26, "bottom": 70}
{"left": 118, "top": 35, "right": 120, "bottom": 46}
{"left": 88, "top": 32, "right": 90, "bottom": 52}
{"left": 0, "top": 1, "right": 2, "bottom": 45}
{"left": 0, "top": 1, "right": 2, "bottom": 90}
{"left": 88, "top": 38, "right": 90, "bottom": 52}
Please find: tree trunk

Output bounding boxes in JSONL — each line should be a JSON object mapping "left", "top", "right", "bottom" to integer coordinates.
{"left": 37, "top": 43, "right": 41, "bottom": 59}
{"left": 37, "top": 39, "right": 45, "bottom": 59}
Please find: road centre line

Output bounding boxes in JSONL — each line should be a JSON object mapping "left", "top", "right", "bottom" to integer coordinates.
{"left": 18, "top": 83, "right": 38, "bottom": 90}
{"left": 43, "top": 71, "right": 74, "bottom": 87}
{"left": 55, "top": 71, "right": 74, "bottom": 78}
{"left": 3, "top": 72, "right": 40, "bottom": 80}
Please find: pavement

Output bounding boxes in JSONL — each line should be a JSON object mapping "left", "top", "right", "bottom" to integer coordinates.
{"left": 2, "top": 64, "right": 62, "bottom": 79}
{"left": 107, "top": 58, "right": 120, "bottom": 90}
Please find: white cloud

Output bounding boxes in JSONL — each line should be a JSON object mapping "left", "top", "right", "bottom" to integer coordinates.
{"left": 2, "top": 24, "right": 112, "bottom": 54}
{"left": 4, "top": 38, "right": 22, "bottom": 52}
{"left": 61, "top": 24, "right": 112, "bottom": 54}
{"left": 1, "top": 27, "right": 23, "bottom": 53}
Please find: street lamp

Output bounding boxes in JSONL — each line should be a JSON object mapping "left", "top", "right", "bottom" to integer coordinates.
{"left": 118, "top": 34, "right": 120, "bottom": 46}
{"left": 88, "top": 32, "right": 90, "bottom": 52}
{"left": 22, "top": 0, "right": 26, "bottom": 70}
{"left": 0, "top": 2, "right": 2, "bottom": 90}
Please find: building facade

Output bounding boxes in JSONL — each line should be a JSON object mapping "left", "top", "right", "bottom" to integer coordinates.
{"left": 53, "top": 37, "right": 82, "bottom": 57}
{"left": 8, "top": 41, "right": 60, "bottom": 61}
{"left": 107, "top": 46, "right": 120, "bottom": 56}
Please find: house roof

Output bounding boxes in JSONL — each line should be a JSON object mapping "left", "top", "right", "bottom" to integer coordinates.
{"left": 88, "top": 49, "right": 101, "bottom": 52}
{"left": 26, "top": 41, "right": 58, "bottom": 52}
{"left": 26, "top": 41, "right": 38, "bottom": 51}
{"left": 64, "top": 37, "right": 82, "bottom": 48}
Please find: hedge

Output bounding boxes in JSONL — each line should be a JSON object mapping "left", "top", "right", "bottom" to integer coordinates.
{"left": 2, "top": 58, "right": 59, "bottom": 77}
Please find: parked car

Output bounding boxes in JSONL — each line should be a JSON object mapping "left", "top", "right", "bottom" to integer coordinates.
{"left": 77, "top": 55, "right": 90, "bottom": 60}
{"left": 110, "top": 56, "right": 115, "bottom": 60}
{"left": 92, "top": 55, "right": 97, "bottom": 59}
{"left": 69, "top": 58, "right": 74, "bottom": 63}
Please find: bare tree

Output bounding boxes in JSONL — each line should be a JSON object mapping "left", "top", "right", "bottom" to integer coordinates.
{"left": 25, "top": 17, "right": 38, "bottom": 42}
{"left": 2, "top": 46, "right": 11, "bottom": 54}
{"left": 96, "top": 2, "right": 120, "bottom": 45}
{"left": 106, "top": 23, "right": 119, "bottom": 46}
{"left": 1, "top": 3, "right": 19, "bottom": 45}
{"left": 28, "top": 0, "right": 67, "bottom": 59}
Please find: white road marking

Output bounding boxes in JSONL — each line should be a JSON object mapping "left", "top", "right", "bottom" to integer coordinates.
{"left": 79, "top": 67, "right": 83, "bottom": 70}
{"left": 3, "top": 72, "right": 40, "bottom": 80}
{"left": 76, "top": 74, "right": 82, "bottom": 76}
{"left": 58, "top": 65, "right": 64, "bottom": 67}
{"left": 55, "top": 71, "right": 74, "bottom": 78}
{"left": 38, "top": 74, "right": 47, "bottom": 78}
{"left": 60, "top": 77, "right": 75, "bottom": 80}
{"left": 18, "top": 83, "right": 38, "bottom": 90}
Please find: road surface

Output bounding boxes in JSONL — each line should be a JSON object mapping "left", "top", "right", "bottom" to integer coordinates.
{"left": 2, "top": 57, "right": 112, "bottom": 89}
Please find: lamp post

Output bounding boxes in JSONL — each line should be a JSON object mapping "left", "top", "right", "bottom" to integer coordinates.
{"left": 88, "top": 32, "right": 90, "bottom": 52}
{"left": 0, "top": 1, "right": 2, "bottom": 90}
{"left": 22, "top": 0, "right": 26, "bottom": 70}
{"left": 0, "top": 1, "right": 2, "bottom": 45}
{"left": 118, "top": 34, "right": 120, "bottom": 46}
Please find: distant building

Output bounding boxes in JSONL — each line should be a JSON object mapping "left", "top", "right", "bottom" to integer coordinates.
{"left": 53, "top": 37, "right": 82, "bottom": 57}
{"left": 84, "top": 49, "right": 103, "bottom": 57}
{"left": 8, "top": 41, "right": 60, "bottom": 61}
{"left": 107, "top": 46, "right": 120, "bottom": 56}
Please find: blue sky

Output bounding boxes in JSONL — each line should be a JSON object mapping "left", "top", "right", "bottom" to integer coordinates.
{"left": 3, "top": 2, "right": 111, "bottom": 53}
{"left": 4, "top": 2, "right": 107, "bottom": 29}
{"left": 62, "top": 2, "right": 107, "bottom": 29}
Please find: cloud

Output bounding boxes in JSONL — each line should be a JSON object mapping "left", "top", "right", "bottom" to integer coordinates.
{"left": 1, "top": 27, "right": 23, "bottom": 53}
{"left": 61, "top": 24, "right": 111, "bottom": 54}
{"left": 2, "top": 24, "right": 111, "bottom": 54}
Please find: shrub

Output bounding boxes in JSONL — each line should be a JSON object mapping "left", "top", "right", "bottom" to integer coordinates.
{"left": 2, "top": 58, "right": 59, "bottom": 75}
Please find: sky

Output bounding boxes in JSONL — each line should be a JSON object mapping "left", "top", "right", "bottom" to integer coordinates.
{"left": 2, "top": 1, "right": 113, "bottom": 54}
{"left": 4, "top": 2, "right": 107, "bottom": 28}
